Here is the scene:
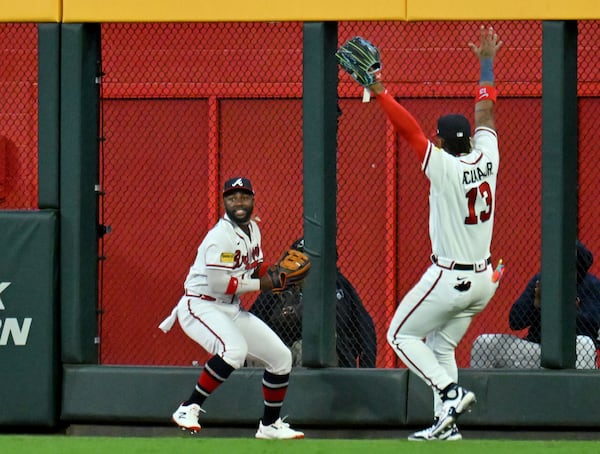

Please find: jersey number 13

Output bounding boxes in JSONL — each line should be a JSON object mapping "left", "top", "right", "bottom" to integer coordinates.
{"left": 464, "top": 181, "right": 493, "bottom": 225}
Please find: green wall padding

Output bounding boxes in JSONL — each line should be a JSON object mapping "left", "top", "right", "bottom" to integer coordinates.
{"left": 62, "top": 366, "right": 408, "bottom": 427}
{"left": 0, "top": 210, "right": 59, "bottom": 426}
{"left": 60, "top": 23, "right": 101, "bottom": 363}
{"left": 63, "top": 366, "right": 600, "bottom": 428}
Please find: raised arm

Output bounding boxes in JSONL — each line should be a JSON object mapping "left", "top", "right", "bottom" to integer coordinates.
{"left": 370, "top": 81, "right": 429, "bottom": 161}
{"left": 469, "top": 26, "right": 503, "bottom": 130}
{"left": 336, "top": 36, "right": 429, "bottom": 161}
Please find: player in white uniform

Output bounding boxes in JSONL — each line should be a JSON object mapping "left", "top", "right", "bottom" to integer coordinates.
{"left": 158, "top": 176, "right": 304, "bottom": 439}
{"left": 367, "top": 26, "right": 503, "bottom": 440}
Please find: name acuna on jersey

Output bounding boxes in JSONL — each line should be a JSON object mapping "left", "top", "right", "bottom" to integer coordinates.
{"left": 462, "top": 162, "right": 494, "bottom": 185}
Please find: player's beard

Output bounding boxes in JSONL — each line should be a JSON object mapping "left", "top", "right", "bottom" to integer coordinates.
{"left": 226, "top": 205, "right": 253, "bottom": 226}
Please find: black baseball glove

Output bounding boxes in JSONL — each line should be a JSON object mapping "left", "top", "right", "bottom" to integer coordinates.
{"left": 335, "top": 36, "right": 382, "bottom": 87}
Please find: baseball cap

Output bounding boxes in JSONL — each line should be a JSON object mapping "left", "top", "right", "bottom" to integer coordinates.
{"left": 436, "top": 114, "right": 471, "bottom": 141}
{"left": 290, "top": 238, "right": 305, "bottom": 252}
{"left": 223, "top": 177, "right": 254, "bottom": 196}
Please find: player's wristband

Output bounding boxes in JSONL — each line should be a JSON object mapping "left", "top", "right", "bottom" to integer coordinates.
{"left": 480, "top": 58, "right": 494, "bottom": 83}
{"left": 475, "top": 85, "right": 497, "bottom": 103}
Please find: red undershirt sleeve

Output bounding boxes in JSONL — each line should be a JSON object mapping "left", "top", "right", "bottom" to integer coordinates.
{"left": 376, "top": 91, "right": 429, "bottom": 162}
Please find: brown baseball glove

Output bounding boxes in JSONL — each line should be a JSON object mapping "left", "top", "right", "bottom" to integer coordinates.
{"left": 264, "top": 249, "right": 311, "bottom": 292}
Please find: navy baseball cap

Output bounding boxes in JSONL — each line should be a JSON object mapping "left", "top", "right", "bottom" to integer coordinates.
{"left": 290, "top": 238, "right": 305, "bottom": 251}
{"left": 436, "top": 114, "right": 471, "bottom": 141}
{"left": 223, "top": 177, "right": 254, "bottom": 196}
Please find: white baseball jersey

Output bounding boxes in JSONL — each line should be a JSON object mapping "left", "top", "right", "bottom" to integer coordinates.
{"left": 423, "top": 126, "right": 499, "bottom": 263}
{"left": 158, "top": 213, "right": 292, "bottom": 373}
{"left": 387, "top": 125, "right": 500, "bottom": 415}
{"left": 184, "top": 214, "right": 263, "bottom": 303}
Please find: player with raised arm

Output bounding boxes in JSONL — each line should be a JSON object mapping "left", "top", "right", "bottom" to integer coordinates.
{"left": 337, "top": 26, "right": 503, "bottom": 440}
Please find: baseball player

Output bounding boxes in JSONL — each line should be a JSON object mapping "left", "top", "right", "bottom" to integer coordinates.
{"left": 158, "top": 176, "right": 304, "bottom": 439}
{"left": 338, "top": 26, "right": 503, "bottom": 440}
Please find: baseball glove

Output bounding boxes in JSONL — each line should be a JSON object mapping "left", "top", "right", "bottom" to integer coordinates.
{"left": 335, "top": 36, "right": 382, "bottom": 87}
{"left": 266, "top": 249, "right": 311, "bottom": 292}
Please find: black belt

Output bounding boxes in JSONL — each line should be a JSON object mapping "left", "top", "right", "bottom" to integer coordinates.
{"left": 431, "top": 255, "right": 491, "bottom": 271}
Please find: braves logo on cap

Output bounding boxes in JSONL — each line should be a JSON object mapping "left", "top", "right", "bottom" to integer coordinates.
{"left": 223, "top": 176, "right": 254, "bottom": 195}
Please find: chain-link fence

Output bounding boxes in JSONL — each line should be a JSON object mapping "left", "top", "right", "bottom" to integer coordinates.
{"left": 95, "top": 21, "right": 600, "bottom": 369}
{"left": 3, "top": 21, "right": 598, "bottom": 369}
{"left": 98, "top": 22, "right": 304, "bottom": 365}
{"left": 0, "top": 23, "right": 38, "bottom": 209}
{"left": 98, "top": 21, "right": 600, "bottom": 368}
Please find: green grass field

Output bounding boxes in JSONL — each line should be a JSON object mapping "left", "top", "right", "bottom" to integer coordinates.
{"left": 1, "top": 436, "right": 599, "bottom": 454}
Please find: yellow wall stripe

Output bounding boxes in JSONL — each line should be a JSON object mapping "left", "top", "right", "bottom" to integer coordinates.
{"left": 0, "top": 0, "right": 61, "bottom": 22}
{"left": 2, "top": 0, "right": 599, "bottom": 24}
{"left": 408, "top": 0, "right": 600, "bottom": 21}
{"left": 61, "top": 0, "right": 406, "bottom": 23}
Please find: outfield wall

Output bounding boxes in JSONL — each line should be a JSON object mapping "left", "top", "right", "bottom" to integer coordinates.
{"left": 61, "top": 366, "right": 600, "bottom": 429}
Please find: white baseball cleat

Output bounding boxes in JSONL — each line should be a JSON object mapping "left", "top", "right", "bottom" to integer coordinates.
{"left": 430, "top": 385, "right": 476, "bottom": 437}
{"left": 408, "top": 422, "right": 462, "bottom": 441}
{"left": 172, "top": 402, "right": 205, "bottom": 433}
{"left": 255, "top": 417, "right": 305, "bottom": 439}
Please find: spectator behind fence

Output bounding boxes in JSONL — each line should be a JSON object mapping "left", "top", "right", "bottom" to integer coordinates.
{"left": 249, "top": 238, "right": 377, "bottom": 368}
{"left": 471, "top": 240, "right": 600, "bottom": 369}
